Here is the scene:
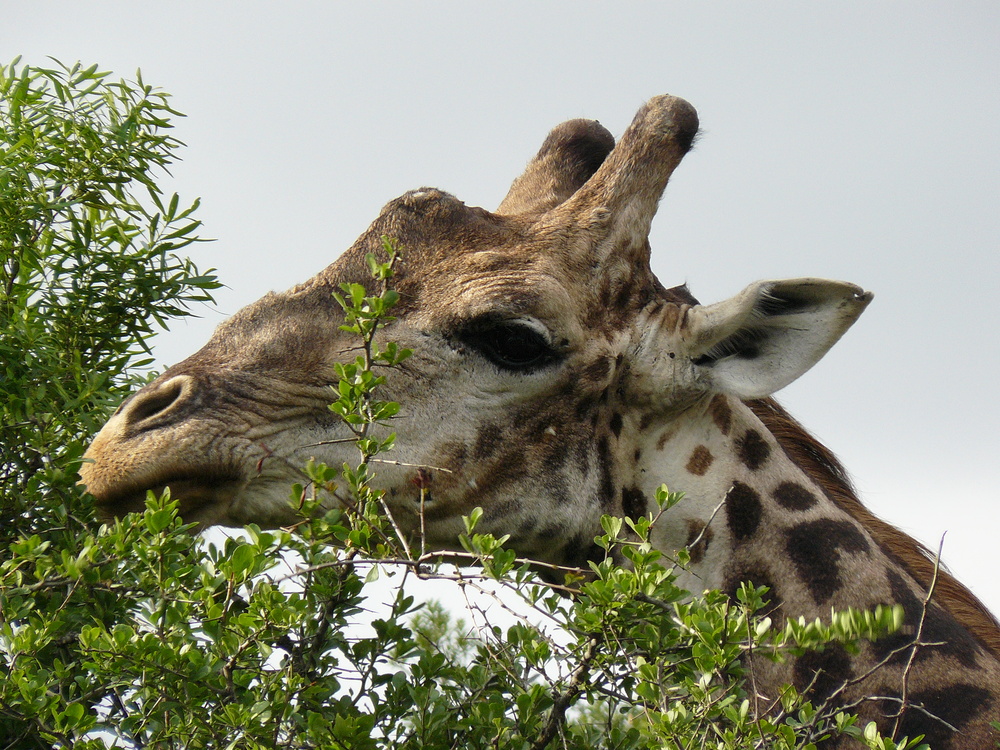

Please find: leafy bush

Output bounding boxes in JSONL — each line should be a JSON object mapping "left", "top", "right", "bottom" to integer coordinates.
{"left": 0, "top": 60, "right": 924, "bottom": 749}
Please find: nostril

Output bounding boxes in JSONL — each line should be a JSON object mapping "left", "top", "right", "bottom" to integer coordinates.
{"left": 122, "top": 376, "right": 192, "bottom": 431}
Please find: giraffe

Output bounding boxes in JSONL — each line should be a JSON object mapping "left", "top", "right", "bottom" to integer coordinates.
{"left": 81, "top": 95, "right": 1000, "bottom": 747}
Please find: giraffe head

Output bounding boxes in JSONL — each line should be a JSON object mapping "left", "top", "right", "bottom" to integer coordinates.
{"left": 81, "top": 95, "right": 871, "bottom": 566}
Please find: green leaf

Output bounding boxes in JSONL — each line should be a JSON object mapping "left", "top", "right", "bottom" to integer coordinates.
{"left": 463, "top": 507, "right": 484, "bottom": 534}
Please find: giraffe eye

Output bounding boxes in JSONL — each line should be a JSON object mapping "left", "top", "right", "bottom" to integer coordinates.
{"left": 459, "top": 318, "right": 557, "bottom": 371}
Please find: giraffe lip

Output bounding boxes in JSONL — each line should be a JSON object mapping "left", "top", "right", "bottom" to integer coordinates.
{"left": 91, "top": 473, "right": 243, "bottom": 521}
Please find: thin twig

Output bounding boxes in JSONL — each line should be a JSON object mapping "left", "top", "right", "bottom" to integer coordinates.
{"left": 419, "top": 486, "right": 428, "bottom": 558}
{"left": 369, "top": 457, "right": 454, "bottom": 474}
{"left": 528, "top": 634, "right": 600, "bottom": 750}
{"left": 278, "top": 550, "right": 585, "bottom": 596}
{"left": 378, "top": 494, "right": 414, "bottom": 561}
{"left": 297, "top": 438, "right": 358, "bottom": 449}
{"left": 891, "top": 533, "right": 945, "bottom": 740}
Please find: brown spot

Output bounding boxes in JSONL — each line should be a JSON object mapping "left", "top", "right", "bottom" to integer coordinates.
{"left": 538, "top": 524, "right": 563, "bottom": 540}
{"left": 684, "top": 519, "right": 714, "bottom": 564}
{"left": 785, "top": 519, "right": 871, "bottom": 605}
{"left": 598, "top": 279, "right": 612, "bottom": 308}
{"left": 482, "top": 497, "right": 522, "bottom": 522}
{"left": 793, "top": 644, "right": 852, "bottom": 702}
{"left": 685, "top": 445, "right": 713, "bottom": 476}
{"left": 477, "top": 446, "right": 527, "bottom": 493}
{"left": 621, "top": 486, "right": 647, "bottom": 522}
{"left": 573, "top": 394, "right": 597, "bottom": 421}
{"left": 875, "top": 570, "right": 984, "bottom": 669}
{"left": 612, "top": 282, "right": 632, "bottom": 312}
{"left": 542, "top": 441, "right": 571, "bottom": 473}
{"left": 709, "top": 394, "right": 732, "bottom": 435}
{"left": 725, "top": 482, "right": 762, "bottom": 542}
{"left": 436, "top": 441, "right": 468, "bottom": 471}
{"left": 562, "top": 535, "right": 607, "bottom": 571}
{"left": 771, "top": 481, "right": 818, "bottom": 511}
{"left": 656, "top": 427, "right": 677, "bottom": 451}
{"left": 609, "top": 412, "right": 623, "bottom": 438}
{"left": 474, "top": 423, "right": 504, "bottom": 459}
{"left": 894, "top": 684, "right": 992, "bottom": 748}
{"left": 735, "top": 429, "right": 770, "bottom": 471}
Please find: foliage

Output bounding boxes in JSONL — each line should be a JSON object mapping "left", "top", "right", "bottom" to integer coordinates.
{"left": 1, "top": 60, "right": 929, "bottom": 749}
{"left": 0, "top": 57, "right": 219, "bottom": 746}
{"left": 0, "top": 57, "right": 219, "bottom": 548}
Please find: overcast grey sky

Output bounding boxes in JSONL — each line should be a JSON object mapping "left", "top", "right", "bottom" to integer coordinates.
{"left": 9, "top": 2, "right": 1000, "bottom": 613}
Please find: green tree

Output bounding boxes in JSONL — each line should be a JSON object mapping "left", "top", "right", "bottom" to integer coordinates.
{"left": 0, "top": 60, "right": 927, "bottom": 749}
{"left": 1, "top": 57, "right": 217, "bottom": 547}
{"left": 0, "top": 57, "right": 219, "bottom": 747}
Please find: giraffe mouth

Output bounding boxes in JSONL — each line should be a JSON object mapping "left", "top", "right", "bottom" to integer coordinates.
{"left": 89, "top": 473, "right": 244, "bottom": 524}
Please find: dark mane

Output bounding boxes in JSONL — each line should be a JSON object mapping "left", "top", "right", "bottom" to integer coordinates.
{"left": 747, "top": 397, "right": 1000, "bottom": 660}
{"left": 661, "top": 282, "right": 700, "bottom": 307}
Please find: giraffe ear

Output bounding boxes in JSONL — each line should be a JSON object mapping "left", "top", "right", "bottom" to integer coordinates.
{"left": 686, "top": 279, "right": 873, "bottom": 399}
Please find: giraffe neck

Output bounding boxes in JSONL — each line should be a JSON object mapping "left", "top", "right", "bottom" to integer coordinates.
{"left": 633, "top": 394, "right": 1000, "bottom": 747}
{"left": 644, "top": 394, "right": 877, "bottom": 609}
